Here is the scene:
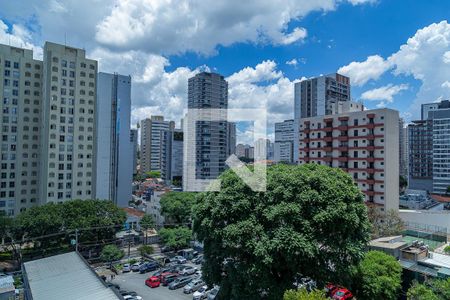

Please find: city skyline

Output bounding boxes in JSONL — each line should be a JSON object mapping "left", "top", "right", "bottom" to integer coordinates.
{"left": 1, "top": 1, "right": 449, "bottom": 145}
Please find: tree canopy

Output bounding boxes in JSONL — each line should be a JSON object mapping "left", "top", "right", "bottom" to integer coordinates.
{"left": 368, "top": 208, "right": 404, "bottom": 238}
{"left": 158, "top": 226, "right": 192, "bottom": 250}
{"left": 100, "top": 244, "right": 124, "bottom": 264}
{"left": 351, "top": 251, "right": 402, "bottom": 300}
{"left": 160, "top": 192, "right": 197, "bottom": 224}
{"left": 407, "top": 279, "right": 450, "bottom": 300}
{"left": 140, "top": 214, "right": 155, "bottom": 231}
{"left": 193, "top": 164, "right": 371, "bottom": 299}
{"left": 283, "top": 289, "right": 326, "bottom": 300}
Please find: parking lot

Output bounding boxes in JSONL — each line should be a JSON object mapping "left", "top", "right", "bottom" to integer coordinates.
{"left": 111, "top": 269, "right": 193, "bottom": 300}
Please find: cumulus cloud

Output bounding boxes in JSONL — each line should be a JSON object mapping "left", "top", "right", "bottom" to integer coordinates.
{"left": 361, "top": 84, "right": 409, "bottom": 102}
{"left": 339, "top": 21, "right": 450, "bottom": 117}
{"left": 286, "top": 58, "right": 298, "bottom": 66}
{"left": 0, "top": 20, "right": 42, "bottom": 58}
{"left": 337, "top": 55, "right": 391, "bottom": 86}
{"left": 94, "top": 0, "right": 338, "bottom": 54}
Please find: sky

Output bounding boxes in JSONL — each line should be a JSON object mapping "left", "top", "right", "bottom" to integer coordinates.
{"left": 1, "top": 0, "right": 449, "bottom": 144}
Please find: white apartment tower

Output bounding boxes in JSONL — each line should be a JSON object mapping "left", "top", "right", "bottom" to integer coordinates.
{"left": 0, "top": 45, "right": 42, "bottom": 216}
{"left": 39, "top": 42, "right": 98, "bottom": 203}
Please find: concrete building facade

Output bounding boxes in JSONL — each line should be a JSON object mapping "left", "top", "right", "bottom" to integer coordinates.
{"left": 408, "top": 100, "right": 450, "bottom": 194}
{"left": 183, "top": 72, "right": 229, "bottom": 190}
{"left": 274, "top": 119, "right": 294, "bottom": 163}
{"left": 130, "top": 129, "right": 138, "bottom": 175}
{"left": 95, "top": 72, "right": 132, "bottom": 207}
{"left": 0, "top": 45, "right": 42, "bottom": 216}
{"left": 298, "top": 108, "right": 400, "bottom": 211}
{"left": 39, "top": 42, "right": 98, "bottom": 204}
{"left": 294, "top": 73, "right": 352, "bottom": 162}
{"left": 140, "top": 116, "right": 175, "bottom": 173}
{"left": 161, "top": 129, "right": 183, "bottom": 185}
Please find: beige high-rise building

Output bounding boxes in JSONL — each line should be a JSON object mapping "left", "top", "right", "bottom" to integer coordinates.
{"left": 39, "top": 42, "right": 98, "bottom": 203}
{"left": 140, "top": 116, "right": 175, "bottom": 173}
{"left": 298, "top": 108, "right": 399, "bottom": 211}
{"left": 0, "top": 45, "right": 43, "bottom": 216}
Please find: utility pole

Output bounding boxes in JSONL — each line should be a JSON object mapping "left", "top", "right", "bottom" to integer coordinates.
{"left": 75, "top": 229, "right": 79, "bottom": 252}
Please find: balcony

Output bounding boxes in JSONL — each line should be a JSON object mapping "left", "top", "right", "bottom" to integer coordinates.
{"left": 324, "top": 136, "right": 333, "bottom": 142}
{"left": 337, "top": 135, "right": 348, "bottom": 142}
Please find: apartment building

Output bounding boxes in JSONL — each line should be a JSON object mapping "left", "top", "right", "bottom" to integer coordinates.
{"left": 298, "top": 108, "right": 400, "bottom": 211}
{"left": 95, "top": 72, "right": 132, "bottom": 207}
{"left": 161, "top": 129, "right": 183, "bottom": 185}
{"left": 39, "top": 42, "right": 98, "bottom": 203}
{"left": 408, "top": 100, "right": 450, "bottom": 194}
{"left": 0, "top": 45, "right": 42, "bottom": 216}
{"left": 227, "top": 122, "right": 236, "bottom": 157}
{"left": 183, "top": 72, "right": 229, "bottom": 190}
{"left": 140, "top": 116, "right": 175, "bottom": 173}
{"left": 130, "top": 129, "right": 138, "bottom": 175}
{"left": 274, "top": 119, "right": 294, "bottom": 163}
{"left": 294, "top": 73, "right": 355, "bottom": 162}
{"left": 399, "top": 118, "right": 408, "bottom": 178}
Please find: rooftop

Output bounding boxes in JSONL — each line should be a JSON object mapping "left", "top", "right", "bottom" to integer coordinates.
{"left": 23, "top": 252, "right": 120, "bottom": 300}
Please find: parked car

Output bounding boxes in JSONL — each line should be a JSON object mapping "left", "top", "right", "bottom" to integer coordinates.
{"left": 168, "top": 276, "right": 193, "bottom": 290}
{"left": 139, "top": 261, "right": 159, "bottom": 273}
{"left": 152, "top": 268, "right": 172, "bottom": 279}
{"left": 145, "top": 276, "right": 161, "bottom": 288}
{"left": 325, "top": 283, "right": 340, "bottom": 297}
{"left": 183, "top": 278, "right": 205, "bottom": 293}
{"left": 122, "top": 264, "right": 131, "bottom": 272}
{"left": 180, "top": 266, "right": 197, "bottom": 276}
{"left": 207, "top": 286, "right": 220, "bottom": 299}
{"left": 161, "top": 246, "right": 174, "bottom": 253}
{"left": 193, "top": 285, "right": 210, "bottom": 300}
{"left": 171, "top": 255, "right": 187, "bottom": 264}
{"left": 131, "top": 262, "right": 145, "bottom": 272}
{"left": 333, "top": 288, "right": 353, "bottom": 300}
{"left": 119, "top": 290, "right": 137, "bottom": 296}
{"left": 123, "top": 295, "right": 142, "bottom": 300}
{"left": 161, "top": 273, "right": 179, "bottom": 286}
{"left": 192, "top": 255, "right": 204, "bottom": 264}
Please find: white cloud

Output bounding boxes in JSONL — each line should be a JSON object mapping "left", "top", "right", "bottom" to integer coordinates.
{"left": 361, "top": 84, "right": 408, "bottom": 102}
{"left": 442, "top": 81, "right": 450, "bottom": 89}
{"left": 94, "top": 0, "right": 339, "bottom": 54}
{"left": 286, "top": 58, "right": 298, "bottom": 66}
{"left": 227, "top": 60, "right": 282, "bottom": 85}
{"left": 0, "top": 20, "right": 42, "bottom": 58}
{"left": 339, "top": 21, "right": 450, "bottom": 118}
{"left": 337, "top": 55, "right": 391, "bottom": 86}
{"left": 347, "top": 0, "right": 376, "bottom": 5}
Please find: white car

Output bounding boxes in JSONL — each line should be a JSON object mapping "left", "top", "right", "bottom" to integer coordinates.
{"left": 184, "top": 278, "right": 204, "bottom": 293}
{"left": 180, "top": 266, "right": 197, "bottom": 275}
{"left": 172, "top": 255, "right": 187, "bottom": 264}
{"left": 122, "top": 263, "right": 131, "bottom": 272}
{"left": 123, "top": 295, "right": 142, "bottom": 300}
{"left": 192, "top": 285, "right": 209, "bottom": 300}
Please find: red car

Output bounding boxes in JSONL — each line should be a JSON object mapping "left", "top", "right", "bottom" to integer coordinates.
{"left": 332, "top": 288, "right": 353, "bottom": 300}
{"left": 325, "top": 283, "right": 340, "bottom": 297}
{"left": 145, "top": 276, "right": 160, "bottom": 288}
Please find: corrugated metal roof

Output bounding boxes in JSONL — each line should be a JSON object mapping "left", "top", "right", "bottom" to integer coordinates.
{"left": 24, "top": 252, "right": 120, "bottom": 300}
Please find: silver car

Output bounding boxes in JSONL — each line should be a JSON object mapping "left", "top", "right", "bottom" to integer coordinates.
{"left": 183, "top": 278, "right": 205, "bottom": 294}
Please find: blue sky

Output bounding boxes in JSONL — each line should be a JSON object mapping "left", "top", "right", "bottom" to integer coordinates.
{"left": 1, "top": 0, "right": 449, "bottom": 143}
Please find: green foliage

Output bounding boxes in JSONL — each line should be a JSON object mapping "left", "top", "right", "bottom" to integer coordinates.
{"left": 352, "top": 251, "right": 402, "bottom": 300}
{"left": 138, "top": 245, "right": 154, "bottom": 256}
{"left": 400, "top": 175, "right": 408, "bottom": 190}
{"left": 368, "top": 208, "right": 404, "bottom": 238}
{"left": 193, "top": 164, "right": 371, "bottom": 299}
{"left": 444, "top": 245, "right": 450, "bottom": 254}
{"left": 140, "top": 214, "right": 155, "bottom": 231}
{"left": 407, "top": 281, "right": 439, "bottom": 300}
{"left": 146, "top": 171, "right": 161, "bottom": 178}
{"left": 284, "top": 289, "right": 327, "bottom": 300}
{"left": 160, "top": 192, "right": 197, "bottom": 224}
{"left": 14, "top": 199, "right": 126, "bottom": 249}
{"left": 158, "top": 226, "right": 192, "bottom": 250}
{"left": 100, "top": 244, "right": 124, "bottom": 263}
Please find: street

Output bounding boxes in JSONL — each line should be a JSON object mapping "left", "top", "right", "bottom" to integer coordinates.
{"left": 111, "top": 270, "right": 192, "bottom": 300}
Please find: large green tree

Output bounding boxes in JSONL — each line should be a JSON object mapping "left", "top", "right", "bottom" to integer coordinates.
{"left": 193, "top": 164, "right": 371, "bottom": 299}
{"left": 140, "top": 214, "right": 155, "bottom": 244}
{"left": 406, "top": 279, "right": 450, "bottom": 300}
{"left": 14, "top": 199, "right": 126, "bottom": 249}
{"left": 158, "top": 226, "right": 192, "bottom": 250}
{"left": 100, "top": 244, "right": 124, "bottom": 267}
{"left": 160, "top": 192, "right": 197, "bottom": 224}
{"left": 351, "top": 251, "right": 402, "bottom": 300}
